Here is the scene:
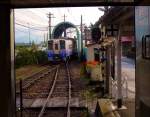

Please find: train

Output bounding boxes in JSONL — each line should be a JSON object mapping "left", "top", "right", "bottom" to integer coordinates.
{"left": 135, "top": 6, "right": 150, "bottom": 117}
{"left": 47, "top": 38, "right": 76, "bottom": 61}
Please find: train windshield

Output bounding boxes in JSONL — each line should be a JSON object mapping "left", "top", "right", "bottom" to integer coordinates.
{"left": 60, "top": 40, "right": 65, "bottom": 49}
{"left": 144, "top": 36, "right": 150, "bottom": 59}
{"left": 48, "top": 40, "right": 53, "bottom": 50}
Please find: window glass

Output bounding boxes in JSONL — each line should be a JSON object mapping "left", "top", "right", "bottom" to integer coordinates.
{"left": 48, "top": 40, "right": 53, "bottom": 50}
{"left": 60, "top": 40, "right": 65, "bottom": 49}
{"left": 145, "top": 36, "right": 150, "bottom": 58}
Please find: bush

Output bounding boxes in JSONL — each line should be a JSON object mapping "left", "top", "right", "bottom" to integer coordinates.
{"left": 15, "top": 46, "right": 48, "bottom": 68}
{"left": 35, "top": 50, "right": 48, "bottom": 64}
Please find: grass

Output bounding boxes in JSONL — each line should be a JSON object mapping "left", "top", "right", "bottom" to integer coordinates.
{"left": 15, "top": 64, "right": 47, "bottom": 81}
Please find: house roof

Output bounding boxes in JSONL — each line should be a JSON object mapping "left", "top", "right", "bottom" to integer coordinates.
{"left": 98, "top": 6, "right": 134, "bottom": 25}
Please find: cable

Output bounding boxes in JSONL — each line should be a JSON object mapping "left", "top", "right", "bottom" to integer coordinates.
{"left": 15, "top": 28, "right": 28, "bottom": 34}
{"left": 15, "top": 20, "right": 48, "bottom": 29}
{"left": 15, "top": 22, "right": 48, "bottom": 31}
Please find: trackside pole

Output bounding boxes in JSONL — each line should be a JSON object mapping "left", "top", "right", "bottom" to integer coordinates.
{"left": 116, "top": 27, "right": 122, "bottom": 108}
{"left": 20, "top": 80, "right": 23, "bottom": 117}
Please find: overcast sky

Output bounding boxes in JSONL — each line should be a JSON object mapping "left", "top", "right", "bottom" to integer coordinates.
{"left": 15, "top": 7, "right": 104, "bottom": 44}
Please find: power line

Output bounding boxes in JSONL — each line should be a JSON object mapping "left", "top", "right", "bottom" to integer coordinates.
{"left": 68, "top": 8, "right": 79, "bottom": 24}
{"left": 16, "top": 21, "right": 48, "bottom": 30}
{"left": 16, "top": 20, "right": 55, "bottom": 29}
{"left": 28, "top": 10, "right": 48, "bottom": 21}
{"left": 16, "top": 19, "right": 48, "bottom": 29}
{"left": 28, "top": 23, "right": 31, "bottom": 45}
{"left": 15, "top": 18, "right": 48, "bottom": 29}
{"left": 15, "top": 22, "right": 48, "bottom": 31}
{"left": 15, "top": 28, "right": 28, "bottom": 33}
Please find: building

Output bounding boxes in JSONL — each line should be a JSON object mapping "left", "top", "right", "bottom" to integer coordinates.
{"left": 83, "top": 26, "right": 92, "bottom": 45}
{"left": 98, "top": 6, "right": 135, "bottom": 58}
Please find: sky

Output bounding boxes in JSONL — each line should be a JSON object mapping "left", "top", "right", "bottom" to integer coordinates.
{"left": 14, "top": 7, "right": 104, "bottom": 44}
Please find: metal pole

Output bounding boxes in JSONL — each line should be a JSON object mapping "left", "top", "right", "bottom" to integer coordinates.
{"left": 20, "top": 80, "right": 23, "bottom": 117}
{"left": 44, "top": 33, "right": 45, "bottom": 44}
{"left": 80, "top": 15, "right": 83, "bottom": 60}
{"left": 11, "top": 9, "right": 16, "bottom": 117}
{"left": 63, "top": 14, "right": 67, "bottom": 37}
{"left": 107, "top": 46, "right": 112, "bottom": 96}
{"left": 28, "top": 23, "right": 31, "bottom": 45}
{"left": 117, "top": 27, "right": 122, "bottom": 108}
{"left": 49, "top": 13, "right": 51, "bottom": 39}
{"left": 47, "top": 13, "right": 55, "bottom": 39}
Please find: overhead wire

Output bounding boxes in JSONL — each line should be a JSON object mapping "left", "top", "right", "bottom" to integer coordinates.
{"left": 15, "top": 9, "right": 49, "bottom": 43}
{"left": 15, "top": 28, "right": 28, "bottom": 34}
{"left": 15, "top": 19, "right": 48, "bottom": 30}
{"left": 15, "top": 22, "right": 48, "bottom": 31}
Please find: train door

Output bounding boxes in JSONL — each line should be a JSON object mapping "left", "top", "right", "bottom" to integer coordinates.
{"left": 54, "top": 40, "right": 59, "bottom": 54}
{"left": 47, "top": 40, "right": 54, "bottom": 60}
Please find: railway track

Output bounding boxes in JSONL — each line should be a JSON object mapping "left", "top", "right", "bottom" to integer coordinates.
{"left": 38, "top": 61, "right": 72, "bottom": 117}
{"left": 18, "top": 61, "right": 88, "bottom": 117}
{"left": 23, "top": 107, "right": 88, "bottom": 117}
{"left": 16, "top": 65, "right": 58, "bottom": 94}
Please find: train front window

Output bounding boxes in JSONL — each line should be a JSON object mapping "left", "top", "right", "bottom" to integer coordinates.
{"left": 142, "top": 35, "right": 150, "bottom": 59}
{"left": 60, "top": 40, "right": 65, "bottom": 49}
{"left": 55, "top": 44, "right": 58, "bottom": 50}
{"left": 48, "top": 41, "right": 53, "bottom": 50}
{"left": 146, "top": 36, "right": 150, "bottom": 58}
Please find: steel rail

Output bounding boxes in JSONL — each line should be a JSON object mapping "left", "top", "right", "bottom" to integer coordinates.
{"left": 22, "top": 66, "right": 58, "bottom": 89}
{"left": 16, "top": 65, "right": 56, "bottom": 84}
{"left": 38, "top": 65, "right": 59, "bottom": 117}
{"left": 16, "top": 66, "right": 50, "bottom": 83}
{"left": 66, "top": 61, "right": 72, "bottom": 117}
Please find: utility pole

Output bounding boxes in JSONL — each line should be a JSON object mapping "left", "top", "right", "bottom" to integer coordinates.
{"left": 117, "top": 25, "right": 122, "bottom": 108}
{"left": 28, "top": 23, "right": 31, "bottom": 45}
{"left": 47, "top": 12, "right": 55, "bottom": 40}
{"left": 80, "top": 15, "right": 83, "bottom": 60}
{"left": 46, "top": 32, "right": 48, "bottom": 49}
{"left": 43, "top": 33, "right": 45, "bottom": 45}
{"left": 63, "top": 14, "right": 67, "bottom": 37}
{"left": 44, "top": 33, "right": 46, "bottom": 43}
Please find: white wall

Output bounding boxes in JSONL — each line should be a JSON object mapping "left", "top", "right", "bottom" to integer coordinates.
{"left": 87, "top": 44, "right": 99, "bottom": 61}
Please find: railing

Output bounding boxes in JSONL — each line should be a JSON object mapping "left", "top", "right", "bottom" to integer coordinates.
{"left": 111, "top": 72, "right": 128, "bottom": 99}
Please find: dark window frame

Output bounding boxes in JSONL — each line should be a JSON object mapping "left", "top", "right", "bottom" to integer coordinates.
{"left": 142, "top": 35, "right": 150, "bottom": 59}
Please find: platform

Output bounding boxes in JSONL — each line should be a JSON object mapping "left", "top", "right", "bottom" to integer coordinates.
{"left": 19, "top": 97, "right": 86, "bottom": 108}
{"left": 95, "top": 99, "right": 120, "bottom": 117}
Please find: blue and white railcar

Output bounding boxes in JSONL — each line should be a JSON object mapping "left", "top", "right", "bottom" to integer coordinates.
{"left": 47, "top": 38, "right": 74, "bottom": 61}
